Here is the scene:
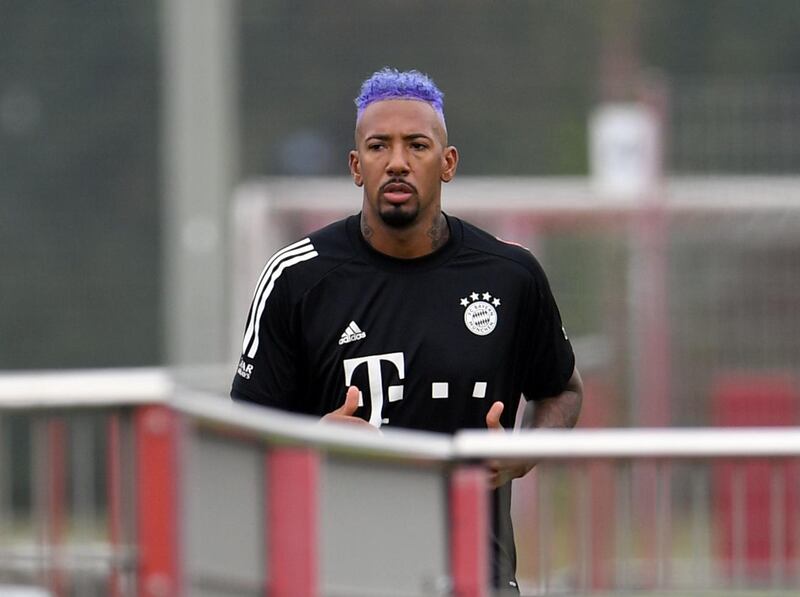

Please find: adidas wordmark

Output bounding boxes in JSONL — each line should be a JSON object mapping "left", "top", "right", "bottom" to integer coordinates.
{"left": 339, "top": 321, "right": 366, "bottom": 345}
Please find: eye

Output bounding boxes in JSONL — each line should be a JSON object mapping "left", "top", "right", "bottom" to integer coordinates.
{"left": 367, "top": 142, "right": 385, "bottom": 151}
{"left": 410, "top": 142, "right": 428, "bottom": 151}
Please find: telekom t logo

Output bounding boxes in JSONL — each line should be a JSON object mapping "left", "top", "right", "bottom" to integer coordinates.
{"left": 343, "top": 352, "right": 405, "bottom": 427}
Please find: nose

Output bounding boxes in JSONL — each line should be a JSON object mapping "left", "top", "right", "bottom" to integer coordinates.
{"left": 386, "top": 145, "right": 410, "bottom": 176}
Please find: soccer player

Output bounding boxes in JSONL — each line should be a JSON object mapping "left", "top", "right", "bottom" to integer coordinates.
{"left": 232, "top": 67, "right": 583, "bottom": 593}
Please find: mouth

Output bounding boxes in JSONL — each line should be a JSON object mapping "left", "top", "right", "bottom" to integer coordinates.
{"left": 381, "top": 181, "right": 416, "bottom": 204}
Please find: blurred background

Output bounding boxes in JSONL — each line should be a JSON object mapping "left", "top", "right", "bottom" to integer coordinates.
{"left": 2, "top": 1, "right": 800, "bottom": 595}
{"left": 3, "top": 0, "right": 800, "bottom": 416}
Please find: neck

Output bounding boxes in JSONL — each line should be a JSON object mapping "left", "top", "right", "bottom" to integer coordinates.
{"left": 360, "top": 211, "right": 449, "bottom": 259}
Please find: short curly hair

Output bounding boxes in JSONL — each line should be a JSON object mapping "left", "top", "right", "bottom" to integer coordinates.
{"left": 355, "top": 67, "right": 445, "bottom": 122}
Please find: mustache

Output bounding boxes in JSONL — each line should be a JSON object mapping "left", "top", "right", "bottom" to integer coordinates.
{"left": 380, "top": 179, "right": 417, "bottom": 193}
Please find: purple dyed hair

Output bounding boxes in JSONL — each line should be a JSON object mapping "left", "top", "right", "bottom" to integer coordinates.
{"left": 355, "top": 68, "right": 445, "bottom": 122}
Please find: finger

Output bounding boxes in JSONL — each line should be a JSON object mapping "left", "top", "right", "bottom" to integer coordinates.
{"left": 334, "top": 386, "right": 360, "bottom": 416}
{"left": 486, "top": 401, "right": 505, "bottom": 430}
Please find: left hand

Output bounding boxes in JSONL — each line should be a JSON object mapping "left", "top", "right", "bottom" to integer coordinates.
{"left": 485, "top": 401, "right": 533, "bottom": 488}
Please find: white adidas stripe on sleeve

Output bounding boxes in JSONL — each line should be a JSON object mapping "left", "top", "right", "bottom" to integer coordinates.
{"left": 242, "top": 240, "right": 318, "bottom": 357}
{"left": 243, "top": 239, "right": 312, "bottom": 341}
{"left": 242, "top": 241, "right": 314, "bottom": 352}
{"left": 249, "top": 238, "right": 312, "bottom": 301}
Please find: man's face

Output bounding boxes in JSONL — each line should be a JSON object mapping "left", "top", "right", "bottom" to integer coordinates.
{"left": 349, "top": 99, "right": 458, "bottom": 228}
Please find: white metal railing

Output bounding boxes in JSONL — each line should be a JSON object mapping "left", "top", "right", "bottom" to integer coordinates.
{"left": 173, "top": 391, "right": 452, "bottom": 462}
{"left": 177, "top": 391, "right": 800, "bottom": 461}
{"left": 0, "top": 368, "right": 171, "bottom": 408}
{"left": 455, "top": 427, "right": 800, "bottom": 459}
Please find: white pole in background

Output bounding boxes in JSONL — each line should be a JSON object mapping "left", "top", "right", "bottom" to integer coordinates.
{"left": 161, "top": 0, "right": 239, "bottom": 392}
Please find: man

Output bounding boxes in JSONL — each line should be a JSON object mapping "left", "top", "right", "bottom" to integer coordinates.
{"left": 232, "top": 67, "right": 583, "bottom": 593}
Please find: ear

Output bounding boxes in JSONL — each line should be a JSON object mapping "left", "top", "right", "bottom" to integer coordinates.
{"left": 349, "top": 150, "right": 363, "bottom": 187}
{"left": 440, "top": 145, "right": 459, "bottom": 183}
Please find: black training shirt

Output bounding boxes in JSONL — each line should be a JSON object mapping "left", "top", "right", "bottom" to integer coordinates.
{"left": 232, "top": 214, "right": 574, "bottom": 431}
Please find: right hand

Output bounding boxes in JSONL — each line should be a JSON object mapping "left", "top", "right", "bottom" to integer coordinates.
{"left": 485, "top": 401, "right": 532, "bottom": 488}
{"left": 319, "top": 386, "right": 379, "bottom": 432}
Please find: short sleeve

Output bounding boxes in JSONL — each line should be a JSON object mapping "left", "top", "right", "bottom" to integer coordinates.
{"left": 231, "top": 269, "right": 301, "bottom": 411}
{"left": 520, "top": 260, "right": 575, "bottom": 400}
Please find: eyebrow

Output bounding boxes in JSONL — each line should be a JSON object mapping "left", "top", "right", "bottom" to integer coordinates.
{"left": 365, "top": 133, "right": 434, "bottom": 142}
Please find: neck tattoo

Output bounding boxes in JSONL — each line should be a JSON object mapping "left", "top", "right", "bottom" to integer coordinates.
{"left": 360, "top": 212, "right": 449, "bottom": 254}
{"left": 360, "top": 216, "right": 374, "bottom": 246}
{"left": 428, "top": 214, "right": 449, "bottom": 251}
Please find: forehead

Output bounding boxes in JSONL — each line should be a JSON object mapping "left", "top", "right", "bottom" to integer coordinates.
{"left": 356, "top": 99, "right": 443, "bottom": 139}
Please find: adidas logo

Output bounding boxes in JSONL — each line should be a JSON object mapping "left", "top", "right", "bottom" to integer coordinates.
{"left": 339, "top": 321, "right": 367, "bottom": 345}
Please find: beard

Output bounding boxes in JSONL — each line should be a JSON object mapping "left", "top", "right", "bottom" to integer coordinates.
{"left": 379, "top": 203, "right": 419, "bottom": 228}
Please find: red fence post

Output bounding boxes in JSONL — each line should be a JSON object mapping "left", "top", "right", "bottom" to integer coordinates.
{"left": 45, "top": 419, "right": 67, "bottom": 597}
{"left": 578, "top": 376, "right": 616, "bottom": 590}
{"left": 135, "top": 405, "right": 182, "bottom": 597}
{"left": 451, "top": 466, "right": 489, "bottom": 597}
{"left": 268, "top": 448, "right": 319, "bottom": 597}
{"left": 107, "top": 414, "right": 124, "bottom": 597}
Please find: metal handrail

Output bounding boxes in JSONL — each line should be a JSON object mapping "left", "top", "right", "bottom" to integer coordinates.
{"left": 172, "top": 390, "right": 453, "bottom": 462}
{"left": 0, "top": 368, "right": 170, "bottom": 409}
{"left": 454, "top": 426, "right": 800, "bottom": 460}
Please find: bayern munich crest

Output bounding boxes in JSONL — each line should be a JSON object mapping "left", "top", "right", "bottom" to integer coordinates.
{"left": 460, "top": 291, "right": 501, "bottom": 336}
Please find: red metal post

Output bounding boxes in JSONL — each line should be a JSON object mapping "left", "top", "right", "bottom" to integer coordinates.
{"left": 268, "top": 448, "right": 319, "bottom": 597}
{"left": 46, "top": 419, "right": 67, "bottom": 597}
{"left": 451, "top": 466, "right": 489, "bottom": 597}
{"left": 135, "top": 405, "right": 182, "bottom": 597}
{"left": 107, "top": 414, "right": 123, "bottom": 597}
{"left": 579, "top": 377, "right": 616, "bottom": 590}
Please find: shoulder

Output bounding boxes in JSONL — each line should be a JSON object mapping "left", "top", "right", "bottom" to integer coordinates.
{"left": 255, "top": 216, "right": 359, "bottom": 301}
{"left": 306, "top": 216, "right": 355, "bottom": 258}
{"left": 456, "top": 217, "right": 550, "bottom": 283}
